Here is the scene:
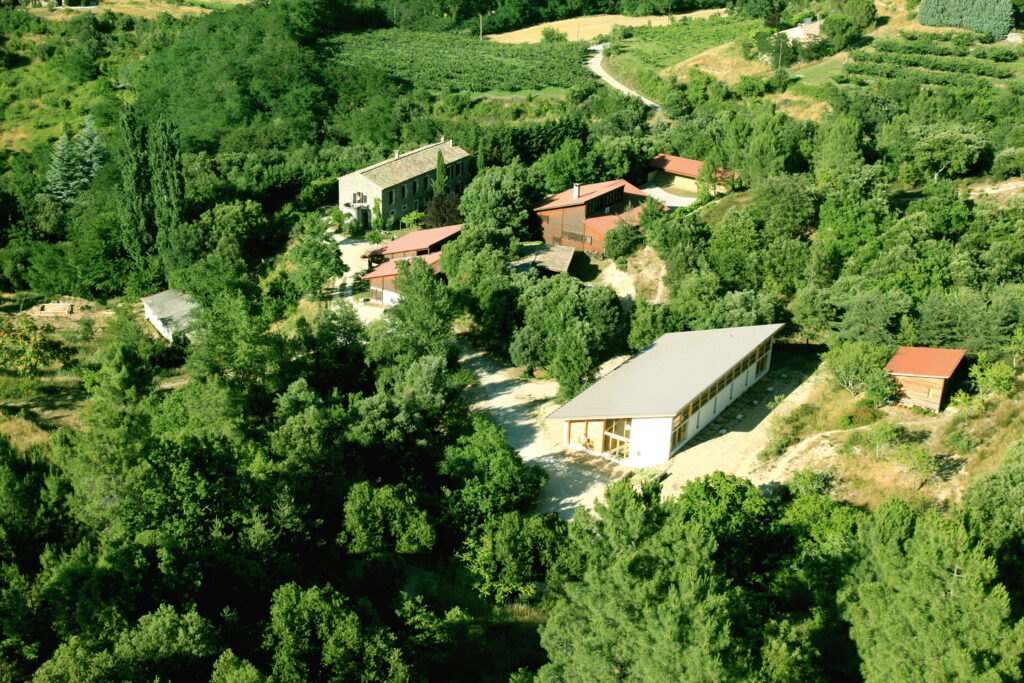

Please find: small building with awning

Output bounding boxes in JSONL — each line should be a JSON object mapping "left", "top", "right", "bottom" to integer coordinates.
{"left": 547, "top": 323, "right": 784, "bottom": 469}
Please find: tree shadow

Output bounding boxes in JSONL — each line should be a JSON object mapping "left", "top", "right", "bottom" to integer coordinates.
{"left": 933, "top": 453, "right": 965, "bottom": 482}
{"left": 568, "top": 254, "right": 600, "bottom": 282}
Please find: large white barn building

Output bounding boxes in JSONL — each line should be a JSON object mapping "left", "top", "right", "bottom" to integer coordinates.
{"left": 548, "top": 324, "right": 784, "bottom": 469}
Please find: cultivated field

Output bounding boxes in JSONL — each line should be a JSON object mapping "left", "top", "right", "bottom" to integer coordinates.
{"left": 488, "top": 8, "right": 724, "bottom": 44}
{"left": 26, "top": 0, "right": 250, "bottom": 20}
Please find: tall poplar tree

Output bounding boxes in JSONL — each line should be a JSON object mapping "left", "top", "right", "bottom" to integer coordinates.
{"left": 150, "top": 120, "right": 193, "bottom": 278}
{"left": 431, "top": 150, "right": 448, "bottom": 196}
{"left": 117, "top": 106, "right": 154, "bottom": 271}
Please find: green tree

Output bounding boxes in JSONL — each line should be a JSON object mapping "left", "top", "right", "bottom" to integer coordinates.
{"left": 431, "top": 150, "right": 448, "bottom": 196}
{"left": 821, "top": 14, "right": 860, "bottom": 53}
{"left": 287, "top": 215, "right": 348, "bottom": 300}
{"left": 538, "top": 480, "right": 752, "bottom": 681}
{"left": 366, "top": 258, "right": 455, "bottom": 370}
{"left": 459, "top": 161, "right": 532, "bottom": 239}
{"left": 266, "top": 583, "right": 410, "bottom": 683}
{"left": 841, "top": 503, "right": 1024, "bottom": 681}
{"left": 341, "top": 482, "right": 435, "bottom": 554}
{"left": 460, "top": 512, "right": 563, "bottom": 604}
{"left": 440, "top": 416, "right": 546, "bottom": 535}
{"left": 603, "top": 218, "right": 643, "bottom": 261}
{"left": 911, "top": 123, "right": 988, "bottom": 183}
{"left": 821, "top": 341, "right": 893, "bottom": 396}
{"left": 151, "top": 120, "right": 192, "bottom": 279}
{"left": 117, "top": 106, "right": 155, "bottom": 275}
{"left": 46, "top": 128, "right": 89, "bottom": 206}
{"left": 0, "top": 315, "right": 71, "bottom": 375}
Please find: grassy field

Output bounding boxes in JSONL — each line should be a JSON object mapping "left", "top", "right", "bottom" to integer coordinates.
{"left": 488, "top": 8, "right": 724, "bottom": 44}
{"left": 662, "top": 40, "right": 772, "bottom": 85}
{"left": 328, "top": 29, "right": 592, "bottom": 93}
{"left": 601, "top": 14, "right": 761, "bottom": 100}
{"left": 25, "top": 0, "right": 251, "bottom": 20}
{"left": 756, "top": 370, "right": 1024, "bottom": 510}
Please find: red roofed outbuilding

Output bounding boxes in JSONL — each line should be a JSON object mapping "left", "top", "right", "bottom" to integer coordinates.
{"left": 361, "top": 252, "right": 442, "bottom": 306}
{"left": 535, "top": 180, "right": 647, "bottom": 253}
{"left": 362, "top": 224, "right": 462, "bottom": 267}
{"left": 885, "top": 346, "right": 967, "bottom": 412}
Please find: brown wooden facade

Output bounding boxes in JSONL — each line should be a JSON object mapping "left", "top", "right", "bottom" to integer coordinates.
{"left": 891, "top": 375, "right": 948, "bottom": 412}
{"left": 538, "top": 186, "right": 627, "bottom": 251}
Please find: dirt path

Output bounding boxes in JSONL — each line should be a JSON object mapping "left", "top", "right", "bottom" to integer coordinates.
{"left": 459, "top": 344, "right": 631, "bottom": 519}
{"left": 330, "top": 231, "right": 385, "bottom": 325}
{"left": 657, "top": 363, "right": 823, "bottom": 498}
{"left": 586, "top": 45, "right": 661, "bottom": 109}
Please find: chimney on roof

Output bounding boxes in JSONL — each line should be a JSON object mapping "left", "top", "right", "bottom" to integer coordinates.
{"left": 449, "top": 139, "right": 455, "bottom": 147}
{"left": 440, "top": 135, "right": 445, "bottom": 143}
{"left": 394, "top": 150, "right": 400, "bottom": 159}
{"left": 572, "top": 182, "right": 581, "bottom": 199}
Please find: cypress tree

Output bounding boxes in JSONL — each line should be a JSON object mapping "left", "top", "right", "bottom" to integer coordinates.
{"left": 431, "top": 150, "right": 448, "bottom": 196}
{"left": 149, "top": 120, "right": 194, "bottom": 278}
{"left": 117, "top": 106, "right": 154, "bottom": 269}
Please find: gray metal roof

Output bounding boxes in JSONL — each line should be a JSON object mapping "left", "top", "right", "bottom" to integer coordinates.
{"left": 354, "top": 140, "right": 470, "bottom": 189}
{"left": 548, "top": 323, "right": 784, "bottom": 421}
{"left": 141, "top": 289, "right": 198, "bottom": 335}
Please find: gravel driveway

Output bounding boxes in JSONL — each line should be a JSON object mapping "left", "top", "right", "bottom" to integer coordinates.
{"left": 459, "top": 344, "right": 630, "bottom": 519}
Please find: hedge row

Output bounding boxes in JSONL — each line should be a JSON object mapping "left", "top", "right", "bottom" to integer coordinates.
{"left": 852, "top": 49, "right": 1014, "bottom": 79}
{"left": 918, "top": 0, "right": 1013, "bottom": 40}
{"left": 842, "top": 60, "right": 996, "bottom": 89}
{"left": 873, "top": 38, "right": 970, "bottom": 57}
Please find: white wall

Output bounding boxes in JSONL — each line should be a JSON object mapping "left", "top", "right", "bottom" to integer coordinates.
{"left": 628, "top": 417, "right": 673, "bottom": 468}
{"left": 382, "top": 289, "right": 401, "bottom": 306}
{"left": 142, "top": 302, "right": 173, "bottom": 343}
{"left": 556, "top": 347, "right": 776, "bottom": 469}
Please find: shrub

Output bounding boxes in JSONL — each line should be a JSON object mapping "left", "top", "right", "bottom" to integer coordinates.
{"left": 945, "top": 430, "right": 980, "bottom": 455}
{"left": 788, "top": 469, "right": 835, "bottom": 497}
{"left": 541, "top": 27, "right": 568, "bottom": 43}
{"left": 918, "top": 0, "right": 1013, "bottom": 40}
{"left": 895, "top": 444, "right": 938, "bottom": 488}
{"left": 991, "top": 148, "right": 1024, "bottom": 179}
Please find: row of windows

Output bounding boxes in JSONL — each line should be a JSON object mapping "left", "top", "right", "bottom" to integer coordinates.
{"left": 386, "top": 182, "right": 465, "bottom": 219}
{"left": 568, "top": 418, "right": 631, "bottom": 460}
{"left": 584, "top": 188, "right": 623, "bottom": 218}
{"left": 384, "top": 162, "right": 467, "bottom": 206}
{"left": 670, "top": 339, "right": 774, "bottom": 449}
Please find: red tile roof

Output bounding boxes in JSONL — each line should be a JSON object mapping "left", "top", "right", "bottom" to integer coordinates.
{"left": 583, "top": 201, "right": 670, "bottom": 236}
{"left": 363, "top": 224, "right": 462, "bottom": 259}
{"left": 649, "top": 153, "right": 703, "bottom": 178}
{"left": 885, "top": 346, "right": 966, "bottom": 379}
{"left": 362, "top": 252, "right": 442, "bottom": 280}
{"left": 534, "top": 180, "right": 646, "bottom": 212}
{"left": 584, "top": 204, "right": 645, "bottom": 236}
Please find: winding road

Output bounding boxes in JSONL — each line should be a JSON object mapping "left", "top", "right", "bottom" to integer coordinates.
{"left": 587, "top": 44, "right": 660, "bottom": 110}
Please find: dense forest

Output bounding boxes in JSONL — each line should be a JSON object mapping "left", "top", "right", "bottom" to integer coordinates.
{"left": 4, "top": 0, "right": 1024, "bottom": 679}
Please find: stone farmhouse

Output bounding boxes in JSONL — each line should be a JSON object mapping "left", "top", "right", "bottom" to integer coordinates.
{"left": 337, "top": 138, "right": 472, "bottom": 230}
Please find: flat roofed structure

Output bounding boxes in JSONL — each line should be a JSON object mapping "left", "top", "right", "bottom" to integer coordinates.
{"left": 549, "top": 323, "right": 784, "bottom": 468}
{"left": 141, "top": 289, "right": 198, "bottom": 343}
{"left": 885, "top": 346, "right": 966, "bottom": 412}
{"left": 363, "top": 224, "right": 462, "bottom": 265}
{"left": 361, "top": 252, "right": 442, "bottom": 306}
{"left": 510, "top": 244, "right": 576, "bottom": 275}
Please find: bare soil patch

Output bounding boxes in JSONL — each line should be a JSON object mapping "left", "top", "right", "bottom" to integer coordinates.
{"left": 662, "top": 41, "right": 772, "bottom": 86}
{"left": 488, "top": 9, "right": 724, "bottom": 44}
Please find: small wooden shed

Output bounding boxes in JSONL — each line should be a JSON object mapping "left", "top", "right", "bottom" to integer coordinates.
{"left": 885, "top": 346, "right": 966, "bottom": 412}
